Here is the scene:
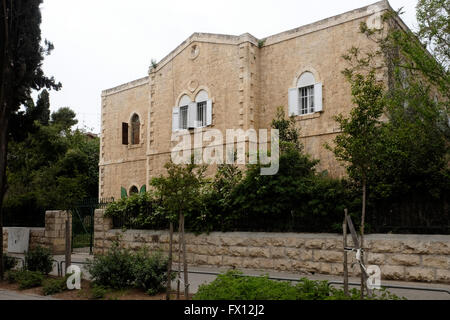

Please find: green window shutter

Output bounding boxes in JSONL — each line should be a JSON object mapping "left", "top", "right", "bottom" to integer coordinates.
{"left": 121, "top": 187, "right": 128, "bottom": 199}
{"left": 140, "top": 185, "right": 147, "bottom": 194}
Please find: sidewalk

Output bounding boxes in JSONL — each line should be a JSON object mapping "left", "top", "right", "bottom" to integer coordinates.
{"left": 0, "top": 289, "right": 57, "bottom": 300}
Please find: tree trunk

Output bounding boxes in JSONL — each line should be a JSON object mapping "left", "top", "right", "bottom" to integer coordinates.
{"left": 0, "top": 114, "right": 9, "bottom": 280}
{"left": 360, "top": 178, "right": 367, "bottom": 298}
{"left": 166, "top": 222, "right": 173, "bottom": 300}
{"left": 176, "top": 213, "right": 182, "bottom": 300}
{"left": 343, "top": 209, "right": 349, "bottom": 296}
{"left": 181, "top": 213, "right": 189, "bottom": 299}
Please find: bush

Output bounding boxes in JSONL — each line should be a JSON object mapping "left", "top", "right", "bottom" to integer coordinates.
{"left": 86, "top": 243, "right": 135, "bottom": 290}
{"left": 87, "top": 243, "right": 170, "bottom": 294}
{"left": 90, "top": 284, "right": 108, "bottom": 300}
{"left": 6, "top": 270, "right": 45, "bottom": 290}
{"left": 25, "top": 246, "right": 53, "bottom": 275}
{"left": 132, "top": 249, "right": 170, "bottom": 294}
{"left": 193, "top": 271, "right": 403, "bottom": 300}
{"left": 2, "top": 254, "right": 18, "bottom": 271}
{"left": 5, "top": 270, "right": 20, "bottom": 283}
{"left": 42, "top": 275, "right": 70, "bottom": 296}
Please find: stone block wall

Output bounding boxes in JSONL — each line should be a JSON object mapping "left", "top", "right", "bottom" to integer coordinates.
{"left": 2, "top": 211, "right": 71, "bottom": 255}
{"left": 94, "top": 209, "right": 450, "bottom": 284}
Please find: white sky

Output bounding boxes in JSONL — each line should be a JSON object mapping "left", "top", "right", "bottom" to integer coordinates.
{"left": 38, "top": 0, "right": 419, "bottom": 133}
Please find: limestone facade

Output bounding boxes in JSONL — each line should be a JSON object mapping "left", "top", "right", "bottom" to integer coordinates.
{"left": 100, "top": 1, "right": 403, "bottom": 199}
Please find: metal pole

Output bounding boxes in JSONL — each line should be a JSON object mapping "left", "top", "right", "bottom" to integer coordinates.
{"left": 343, "top": 209, "right": 349, "bottom": 296}
{"left": 65, "top": 219, "right": 71, "bottom": 276}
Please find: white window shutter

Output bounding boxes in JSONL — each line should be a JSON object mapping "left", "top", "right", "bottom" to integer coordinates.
{"left": 206, "top": 99, "right": 213, "bottom": 126}
{"left": 188, "top": 102, "right": 197, "bottom": 128}
{"left": 288, "top": 88, "right": 299, "bottom": 116}
{"left": 172, "top": 107, "right": 179, "bottom": 132}
{"left": 314, "top": 82, "right": 323, "bottom": 112}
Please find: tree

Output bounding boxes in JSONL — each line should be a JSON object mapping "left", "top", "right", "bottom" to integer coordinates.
{"left": 416, "top": 0, "right": 449, "bottom": 69}
{"left": 150, "top": 161, "right": 207, "bottom": 299}
{"left": 34, "top": 89, "right": 51, "bottom": 126}
{"left": 329, "top": 3, "right": 449, "bottom": 296}
{"left": 326, "top": 57, "right": 385, "bottom": 297}
{"left": 0, "top": 0, "right": 61, "bottom": 279}
{"left": 51, "top": 107, "right": 78, "bottom": 131}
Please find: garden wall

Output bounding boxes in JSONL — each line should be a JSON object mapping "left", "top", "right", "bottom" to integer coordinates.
{"left": 2, "top": 211, "right": 71, "bottom": 255}
{"left": 94, "top": 209, "right": 450, "bottom": 284}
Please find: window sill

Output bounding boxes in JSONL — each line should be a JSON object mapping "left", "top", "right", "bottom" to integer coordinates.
{"left": 294, "top": 112, "right": 322, "bottom": 121}
{"left": 127, "top": 143, "right": 144, "bottom": 150}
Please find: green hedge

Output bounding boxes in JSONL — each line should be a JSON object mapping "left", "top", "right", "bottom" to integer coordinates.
{"left": 193, "top": 271, "right": 403, "bottom": 300}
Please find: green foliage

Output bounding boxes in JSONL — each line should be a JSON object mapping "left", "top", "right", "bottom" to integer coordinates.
{"left": 87, "top": 243, "right": 170, "bottom": 293}
{"left": 193, "top": 271, "right": 402, "bottom": 300}
{"left": 105, "top": 192, "right": 167, "bottom": 230}
{"left": 132, "top": 248, "right": 171, "bottom": 294}
{"left": 87, "top": 243, "right": 135, "bottom": 290}
{"left": 42, "top": 275, "right": 70, "bottom": 296}
{"left": 5, "top": 115, "right": 100, "bottom": 223}
{"left": 51, "top": 107, "right": 78, "bottom": 131}
{"left": 25, "top": 246, "right": 53, "bottom": 275}
{"left": 90, "top": 284, "right": 108, "bottom": 299}
{"left": 416, "top": 0, "right": 449, "bottom": 70}
{"left": 150, "top": 160, "right": 207, "bottom": 223}
{"left": 2, "top": 255, "right": 17, "bottom": 271}
{"left": 327, "top": 67, "right": 385, "bottom": 184}
{"left": 6, "top": 270, "right": 45, "bottom": 290}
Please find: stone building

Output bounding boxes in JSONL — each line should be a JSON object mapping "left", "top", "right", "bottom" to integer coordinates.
{"left": 99, "top": 0, "right": 406, "bottom": 200}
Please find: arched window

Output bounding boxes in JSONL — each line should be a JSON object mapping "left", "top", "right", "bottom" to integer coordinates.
{"left": 131, "top": 114, "right": 140, "bottom": 145}
{"left": 195, "top": 90, "right": 209, "bottom": 128}
{"left": 289, "top": 71, "right": 323, "bottom": 116}
{"left": 129, "top": 186, "right": 139, "bottom": 195}
{"left": 172, "top": 92, "right": 213, "bottom": 131}
{"left": 178, "top": 95, "right": 191, "bottom": 130}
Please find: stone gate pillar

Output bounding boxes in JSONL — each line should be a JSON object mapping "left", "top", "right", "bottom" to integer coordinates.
{"left": 45, "top": 211, "right": 71, "bottom": 254}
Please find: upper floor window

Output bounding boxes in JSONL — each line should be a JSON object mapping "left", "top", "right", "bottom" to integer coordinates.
{"left": 289, "top": 72, "right": 323, "bottom": 116}
{"left": 172, "top": 91, "right": 212, "bottom": 132}
{"left": 131, "top": 114, "right": 140, "bottom": 145}
{"left": 195, "top": 90, "right": 210, "bottom": 128}
{"left": 122, "top": 114, "right": 141, "bottom": 146}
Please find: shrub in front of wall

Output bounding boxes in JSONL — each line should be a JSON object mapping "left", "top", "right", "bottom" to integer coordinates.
{"left": 132, "top": 248, "right": 171, "bottom": 295}
{"left": 193, "top": 271, "right": 403, "bottom": 300}
{"left": 86, "top": 243, "right": 135, "bottom": 290}
{"left": 42, "top": 275, "right": 71, "bottom": 296}
{"left": 10, "top": 270, "right": 45, "bottom": 290}
{"left": 25, "top": 246, "right": 54, "bottom": 275}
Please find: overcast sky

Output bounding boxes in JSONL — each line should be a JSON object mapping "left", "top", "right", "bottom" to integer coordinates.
{"left": 38, "top": 0, "right": 419, "bottom": 133}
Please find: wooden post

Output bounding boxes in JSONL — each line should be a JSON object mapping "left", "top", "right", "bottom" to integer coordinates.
{"left": 182, "top": 213, "right": 189, "bottom": 299}
{"left": 343, "top": 209, "right": 349, "bottom": 296}
{"left": 65, "top": 219, "right": 71, "bottom": 276}
{"left": 176, "top": 214, "right": 182, "bottom": 300}
{"left": 166, "top": 222, "right": 173, "bottom": 300}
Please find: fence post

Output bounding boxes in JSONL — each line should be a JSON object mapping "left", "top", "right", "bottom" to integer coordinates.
{"left": 343, "top": 209, "right": 349, "bottom": 296}
{"left": 65, "top": 219, "right": 71, "bottom": 275}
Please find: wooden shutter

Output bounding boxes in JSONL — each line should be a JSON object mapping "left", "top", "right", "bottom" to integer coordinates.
{"left": 206, "top": 99, "right": 213, "bottom": 126}
{"left": 122, "top": 122, "right": 128, "bottom": 145}
{"left": 172, "top": 107, "right": 179, "bottom": 132}
{"left": 288, "top": 88, "right": 299, "bottom": 116}
{"left": 314, "top": 82, "right": 323, "bottom": 112}
{"left": 121, "top": 187, "right": 128, "bottom": 199}
{"left": 188, "top": 102, "right": 197, "bottom": 129}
